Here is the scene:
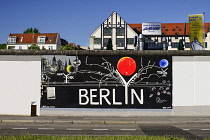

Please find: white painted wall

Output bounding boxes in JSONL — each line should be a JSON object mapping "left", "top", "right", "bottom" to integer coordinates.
{"left": 0, "top": 56, "right": 41, "bottom": 116}
{"left": 194, "top": 56, "right": 210, "bottom": 105}
{"left": 173, "top": 56, "right": 210, "bottom": 106}
{"left": 7, "top": 44, "right": 58, "bottom": 50}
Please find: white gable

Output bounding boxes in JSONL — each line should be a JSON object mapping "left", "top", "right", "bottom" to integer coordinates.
{"left": 90, "top": 12, "right": 138, "bottom": 50}
{"left": 91, "top": 12, "right": 137, "bottom": 37}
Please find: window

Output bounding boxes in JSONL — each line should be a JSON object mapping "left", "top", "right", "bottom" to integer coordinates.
{"left": 94, "top": 38, "right": 101, "bottom": 44}
{"left": 166, "top": 29, "right": 168, "bottom": 31}
{"left": 8, "top": 36, "right": 16, "bottom": 43}
{"left": 171, "top": 42, "right": 179, "bottom": 48}
{"left": 117, "top": 28, "right": 125, "bottom": 36}
{"left": 117, "top": 38, "right": 124, "bottom": 47}
{"left": 127, "top": 38, "right": 133, "bottom": 44}
{"left": 48, "top": 46, "right": 53, "bottom": 50}
{"left": 185, "top": 42, "right": 191, "bottom": 48}
{"left": 104, "top": 28, "right": 112, "bottom": 36}
{"left": 50, "top": 37, "right": 54, "bottom": 42}
{"left": 8, "top": 46, "right": 15, "bottom": 49}
{"left": 103, "top": 38, "right": 109, "bottom": 46}
{"left": 19, "top": 46, "right": 22, "bottom": 50}
{"left": 38, "top": 36, "right": 46, "bottom": 43}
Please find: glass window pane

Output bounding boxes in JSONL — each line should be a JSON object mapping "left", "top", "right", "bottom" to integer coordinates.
{"left": 117, "top": 38, "right": 124, "bottom": 47}
{"left": 104, "top": 28, "right": 112, "bottom": 36}
{"left": 185, "top": 42, "right": 191, "bottom": 48}
{"left": 103, "top": 38, "right": 109, "bottom": 46}
{"left": 94, "top": 38, "right": 101, "bottom": 44}
{"left": 117, "top": 28, "right": 125, "bottom": 36}
{"left": 127, "top": 38, "right": 133, "bottom": 44}
{"left": 171, "top": 42, "right": 179, "bottom": 48}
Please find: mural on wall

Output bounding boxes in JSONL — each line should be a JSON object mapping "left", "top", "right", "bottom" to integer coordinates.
{"left": 41, "top": 55, "right": 172, "bottom": 109}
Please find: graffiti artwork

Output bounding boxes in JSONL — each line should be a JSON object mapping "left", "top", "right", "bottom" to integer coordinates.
{"left": 41, "top": 55, "right": 172, "bottom": 109}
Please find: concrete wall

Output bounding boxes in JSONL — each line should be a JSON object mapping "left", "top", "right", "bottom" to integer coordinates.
{"left": 173, "top": 56, "right": 210, "bottom": 106}
{"left": 0, "top": 50, "right": 210, "bottom": 116}
{"left": 172, "top": 56, "right": 210, "bottom": 116}
{"left": 0, "top": 55, "right": 41, "bottom": 116}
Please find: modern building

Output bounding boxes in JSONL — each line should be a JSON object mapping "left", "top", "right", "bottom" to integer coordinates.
{"left": 90, "top": 12, "right": 210, "bottom": 50}
{"left": 7, "top": 33, "right": 61, "bottom": 50}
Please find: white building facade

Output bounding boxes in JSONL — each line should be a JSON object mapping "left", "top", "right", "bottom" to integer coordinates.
{"left": 90, "top": 12, "right": 138, "bottom": 50}
{"left": 7, "top": 33, "right": 61, "bottom": 50}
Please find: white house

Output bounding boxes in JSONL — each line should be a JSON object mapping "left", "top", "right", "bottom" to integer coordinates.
{"left": 90, "top": 12, "right": 138, "bottom": 50}
{"left": 7, "top": 33, "right": 61, "bottom": 50}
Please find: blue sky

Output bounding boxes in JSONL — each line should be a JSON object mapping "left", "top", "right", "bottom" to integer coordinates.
{"left": 1, "top": 0, "right": 210, "bottom": 46}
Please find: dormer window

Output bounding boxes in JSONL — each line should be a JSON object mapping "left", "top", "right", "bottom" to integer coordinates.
{"left": 8, "top": 36, "right": 17, "bottom": 43}
{"left": 38, "top": 36, "right": 46, "bottom": 43}
{"left": 50, "top": 37, "right": 54, "bottom": 42}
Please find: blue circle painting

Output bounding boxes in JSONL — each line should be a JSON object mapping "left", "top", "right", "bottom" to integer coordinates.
{"left": 159, "top": 59, "right": 169, "bottom": 68}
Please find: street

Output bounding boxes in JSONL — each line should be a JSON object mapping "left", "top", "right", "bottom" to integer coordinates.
{"left": 0, "top": 122, "right": 210, "bottom": 139}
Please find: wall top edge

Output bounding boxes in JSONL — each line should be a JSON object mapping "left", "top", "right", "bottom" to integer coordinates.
{"left": 0, "top": 50, "right": 210, "bottom": 56}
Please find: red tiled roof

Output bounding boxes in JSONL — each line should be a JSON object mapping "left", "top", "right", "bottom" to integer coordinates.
{"left": 128, "top": 23, "right": 210, "bottom": 35}
{"left": 69, "top": 43, "right": 75, "bottom": 47}
{"left": 8, "top": 33, "right": 58, "bottom": 44}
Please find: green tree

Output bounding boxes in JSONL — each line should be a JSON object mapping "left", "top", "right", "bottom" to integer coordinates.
{"left": 177, "top": 39, "right": 184, "bottom": 50}
{"left": 24, "top": 28, "right": 40, "bottom": 33}
{"left": 60, "top": 44, "right": 75, "bottom": 50}
{"left": 0, "top": 44, "right": 6, "bottom": 49}
{"left": 106, "top": 38, "right": 113, "bottom": 50}
{"left": 33, "top": 28, "right": 39, "bottom": 33}
{"left": 41, "top": 46, "right": 46, "bottom": 50}
{"left": 28, "top": 43, "right": 40, "bottom": 50}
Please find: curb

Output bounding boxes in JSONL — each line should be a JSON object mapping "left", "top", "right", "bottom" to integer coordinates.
{"left": 52, "top": 120, "right": 73, "bottom": 123}
{"left": 1, "top": 120, "right": 35, "bottom": 123}
{"left": 1, "top": 119, "right": 210, "bottom": 124}
{"left": 105, "top": 121, "right": 136, "bottom": 124}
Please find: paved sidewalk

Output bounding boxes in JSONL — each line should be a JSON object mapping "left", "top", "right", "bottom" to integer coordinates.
{"left": 0, "top": 115, "right": 210, "bottom": 124}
